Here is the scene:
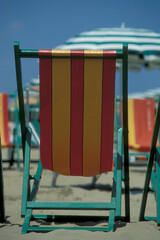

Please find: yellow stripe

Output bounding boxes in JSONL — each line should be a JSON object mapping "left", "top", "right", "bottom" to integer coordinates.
{"left": 83, "top": 59, "right": 103, "bottom": 176}
{"left": 128, "top": 99, "right": 139, "bottom": 150}
{"left": 0, "top": 94, "right": 6, "bottom": 147}
{"left": 51, "top": 54, "right": 71, "bottom": 175}
{"left": 52, "top": 49, "right": 70, "bottom": 56}
{"left": 84, "top": 50, "right": 103, "bottom": 57}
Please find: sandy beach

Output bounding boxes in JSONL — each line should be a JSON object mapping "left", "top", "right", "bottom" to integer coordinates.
{"left": 0, "top": 148, "right": 160, "bottom": 240}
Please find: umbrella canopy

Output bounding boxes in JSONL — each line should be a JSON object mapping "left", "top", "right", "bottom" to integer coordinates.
{"left": 129, "top": 87, "right": 160, "bottom": 99}
{"left": 56, "top": 26, "right": 160, "bottom": 71}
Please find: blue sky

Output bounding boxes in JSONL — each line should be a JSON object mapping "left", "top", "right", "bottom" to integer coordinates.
{"left": 1, "top": 0, "right": 160, "bottom": 95}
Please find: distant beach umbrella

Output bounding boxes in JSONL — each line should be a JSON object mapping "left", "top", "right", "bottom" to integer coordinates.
{"left": 56, "top": 25, "right": 160, "bottom": 72}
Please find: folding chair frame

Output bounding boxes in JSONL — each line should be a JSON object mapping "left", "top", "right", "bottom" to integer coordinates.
{"left": 14, "top": 42, "right": 130, "bottom": 233}
{"left": 139, "top": 99, "right": 160, "bottom": 225}
{"left": 9, "top": 93, "right": 21, "bottom": 170}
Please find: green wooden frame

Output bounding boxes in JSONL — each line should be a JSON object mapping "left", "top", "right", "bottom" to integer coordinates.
{"left": 139, "top": 99, "right": 160, "bottom": 225}
{"left": 14, "top": 42, "right": 130, "bottom": 233}
{"left": 9, "top": 92, "right": 21, "bottom": 170}
{"left": 0, "top": 138, "right": 5, "bottom": 223}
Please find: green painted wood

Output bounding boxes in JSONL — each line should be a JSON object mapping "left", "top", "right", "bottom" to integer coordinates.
{"left": 29, "top": 160, "right": 42, "bottom": 201}
{"left": 107, "top": 182, "right": 116, "bottom": 231}
{"left": 144, "top": 216, "right": 157, "bottom": 221}
{"left": 108, "top": 209, "right": 115, "bottom": 232}
{"left": 21, "top": 209, "right": 32, "bottom": 234}
{"left": 122, "top": 45, "right": 130, "bottom": 222}
{"left": 14, "top": 92, "right": 21, "bottom": 171}
{"left": 129, "top": 153, "right": 149, "bottom": 157}
{"left": 0, "top": 139, "right": 5, "bottom": 222}
{"left": 31, "top": 214, "right": 125, "bottom": 221}
{"left": 31, "top": 214, "right": 109, "bottom": 221}
{"left": 14, "top": 42, "right": 26, "bottom": 161}
{"left": 21, "top": 127, "right": 32, "bottom": 217}
{"left": 19, "top": 50, "right": 123, "bottom": 59}
{"left": 27, "top": 226, "right": 109, "bottom": 232}
{"left": 155, "top": 147, "right": 160, "bottom": 225}
{"left": 139, "top": 99, "right": 160, "bottom": 221}
{"left": 151, "top": 171, "right": 156, "bottom": 192}
{"left": 27, "top": 202, "right": 116, "bottom": 210}
{"left": 116, "top": 128, "right": 123, "bottom": 217}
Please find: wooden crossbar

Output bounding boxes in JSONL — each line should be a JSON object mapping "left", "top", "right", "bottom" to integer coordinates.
{"left": 27, "top": 202, "right": 116, "bottom": 210}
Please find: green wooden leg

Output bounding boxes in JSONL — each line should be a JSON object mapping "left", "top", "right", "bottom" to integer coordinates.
{"left": 122, "top": 45, "right": 130, "bottom": 222}
{"left": 116, "top": 128, "right": 123, "bottom": 217}
{"left": 0, "top": 140, "right": 5, "bottom": 223}
{"left": 107, "top": 128, "right": 123, "bottom": 231}
{"left": 108, "top": 209, "right": 115, "bottom": 232}
{"left": 14, "top": 94, "right": 21, "bottom": 171}
{"left": 156, "top": 148, "right": 160, "bottom": 225}
{"left": 29, "top": 160, "right": 42, "bottom": 201}
{"left": 108, "top": 177, "right": 116, "bottom": 232}
{"left": 28, "top": 120, "right": 43, "bottom": 201}
{"left": 151, "top": 171, "right": 156, "bottom": 192}
{"left": 22, "top": 209, "right": 32, "bottom": 234}
{"left": 21, "top": 127, "right": 31, "bottom": 216}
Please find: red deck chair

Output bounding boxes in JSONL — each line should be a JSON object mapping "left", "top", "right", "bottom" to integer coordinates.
{"left": 0, "top": 93, "right": 13, "bottom": 148}
{"left": 128, "top": 98, "right": 155, "bottom": 162}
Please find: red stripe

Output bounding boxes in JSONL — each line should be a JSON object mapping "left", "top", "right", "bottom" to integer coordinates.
{"left": 103, "top": 50, "right": 117, "bottom": 57}
{"left": 71, "top": 50, "right": 84, "bottom": 57}
{"left": 39, "top": 50, "right": 53, "bottom": 171}
{"left": 70, "top": 50, "right": 84, "bottom": 175}
{"left": 39, "top": 50, "right": 52, "bottom": 56}
{"left": 101, "top": 59, "right": 116, "bottom": 172}
{"left": 3, "top": 94, "right": 12, "bottom": 146}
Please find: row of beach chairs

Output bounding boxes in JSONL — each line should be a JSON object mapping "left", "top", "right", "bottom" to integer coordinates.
{"left": 0, "top": 94, "right": 157, "bottom": 169}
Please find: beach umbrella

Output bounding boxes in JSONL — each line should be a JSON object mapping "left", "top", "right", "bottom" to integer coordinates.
{"left": 56, "top": 25, "right": 160, "bottom": 72}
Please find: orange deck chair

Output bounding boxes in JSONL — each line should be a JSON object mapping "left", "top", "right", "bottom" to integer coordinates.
{"left": 128, "top": 98, "right": 155, "bottom": 162}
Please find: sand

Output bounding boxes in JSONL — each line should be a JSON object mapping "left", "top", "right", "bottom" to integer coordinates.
{"left": 0, "top": 148, "right": 160, "bottom": 240}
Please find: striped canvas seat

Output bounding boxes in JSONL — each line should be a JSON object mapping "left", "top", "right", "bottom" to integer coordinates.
{"left": 40, "top": 50, "right": 116, "bottom": 176}
{"left": 128, "top": 98, "right": 155, "bottom": 152}
{"left": 0, "top": 94, "right": 12, "bottom": 148}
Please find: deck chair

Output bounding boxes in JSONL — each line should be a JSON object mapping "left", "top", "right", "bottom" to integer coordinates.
{"left": 0, "top": 137, "right": 5, "bottom": 222}
{"left": 0, "top": 93, "right": 20, "bottom": 170}
{"left": 0, "top": 93, "right": 14, "bottom": 167}
{"left": 139, "top": 99, "right": 160, "bottom": 226}
{"left": 14, "top": 42, "right": 130, "bottom": 233}
{"left": 128, "top": 98, "right": 155, "bottom": 163}
{"left": 92, "top": 98, "right": 156, "bottom": 186}
{"left": 0, "top": 94, "right": 13, "bottom": 149}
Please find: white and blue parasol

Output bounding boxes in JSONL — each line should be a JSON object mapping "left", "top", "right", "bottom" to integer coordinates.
{"left": 56, "top": 25, "right": 160, "bottom": 72}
